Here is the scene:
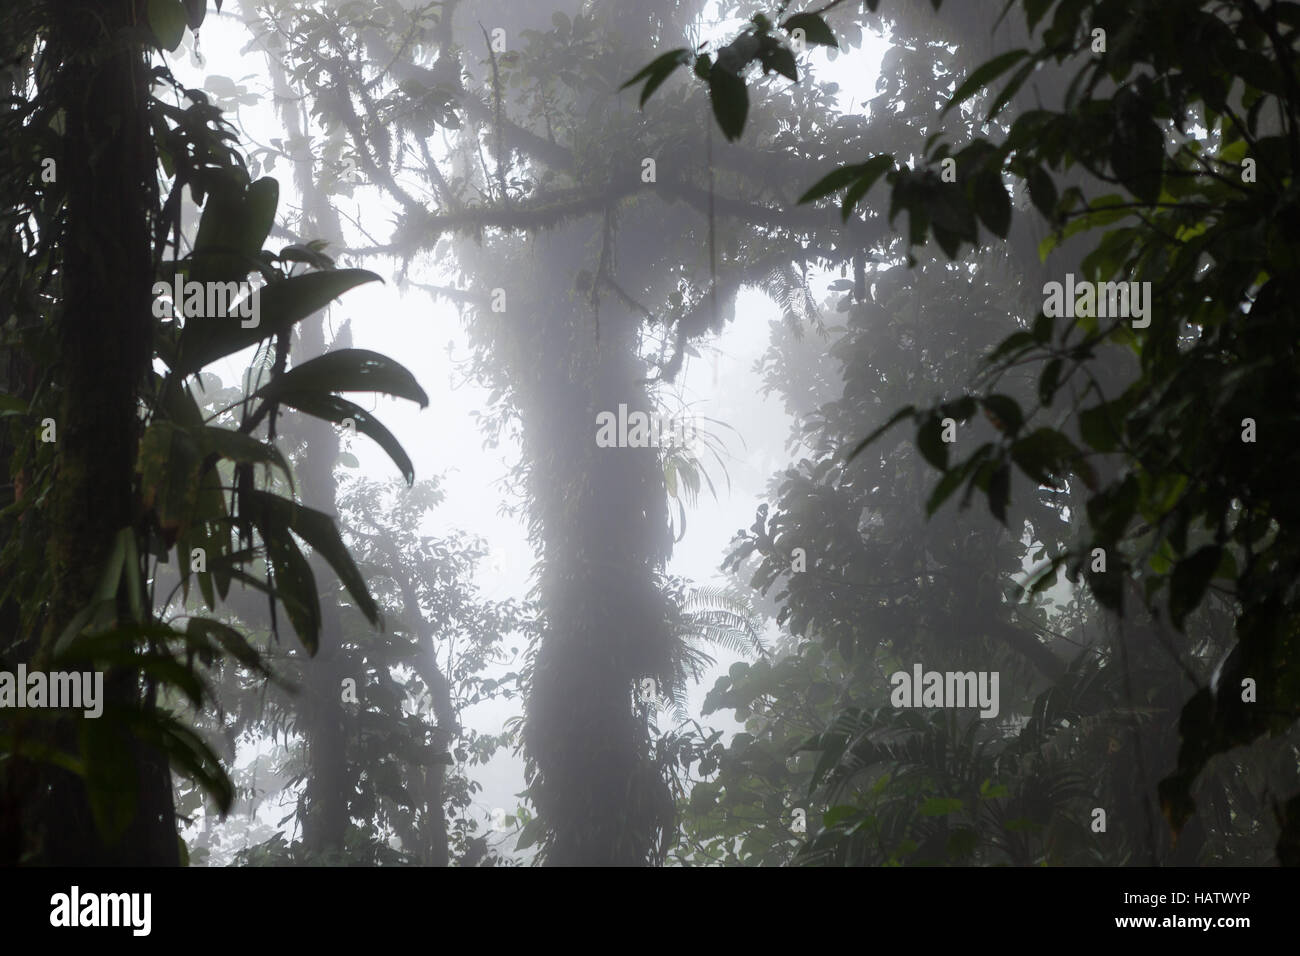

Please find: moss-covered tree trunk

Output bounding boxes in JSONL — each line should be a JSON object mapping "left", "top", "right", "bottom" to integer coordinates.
{"left": 515, "top": 228, "right": 677, "bottom": 865}
{"left": 31, "top": 0, "right": 178, "bottom": 866}
{"left": 453, "top": 0, "right": 699, "bottom": 865}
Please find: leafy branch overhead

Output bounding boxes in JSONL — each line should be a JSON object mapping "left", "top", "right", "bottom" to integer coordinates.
{"left": 620, "top": 10, "right": 838, "bottom": 141}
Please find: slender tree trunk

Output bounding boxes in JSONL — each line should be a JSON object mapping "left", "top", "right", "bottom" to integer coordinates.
{"left": 409, "top": 607, "right": 454, "bottom": 867}
{"left": 295, "top": 318, "right": 353, "bottom": 859}
{"left": 245, "top": 15, "right": 358, "bottom": 856}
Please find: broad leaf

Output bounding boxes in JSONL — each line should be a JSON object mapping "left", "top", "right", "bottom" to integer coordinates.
{"left": 174, "top": 269, "right": 381, "bottom": 377}
{"left": 244, "top": 490, "right": 381, "bottom": 629}
{"left": 147, "top": 0, "right": 187, "bottom": 50}
{"left": 278, "top": 392, "right": 416, "bottom": 485}
{"left": 782, "top": 13, "right": 837, "bottom": 47}
{"left": 709, "top": 65, "right": 749, "bottom": 141}
{"left": 254, "top": 349, "right": 429, "bottom": 408}
{"left": 943, "top": 49, "right": 1029, "bottom": 116}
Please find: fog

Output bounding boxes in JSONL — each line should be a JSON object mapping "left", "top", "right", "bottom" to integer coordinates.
{"left": 163, "top": 0, "right": 891, "bottom": 865}
{"left": 3, "top": 0, "right": 1294, "bottom": 881}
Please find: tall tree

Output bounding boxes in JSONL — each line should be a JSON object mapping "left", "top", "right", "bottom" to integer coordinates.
{"left": 235, "top": 0, "right": 724, "bottom": 863}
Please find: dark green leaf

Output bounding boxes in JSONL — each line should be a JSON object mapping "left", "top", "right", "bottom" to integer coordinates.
{"left": 244, "top": 490, "right": 381, "bottom": 629}
{"left": 1079, "top": 400, "right": 1124, "bottom": 452}
{"left": 137, "top": 710, "right": 235, "bottom": 814}
{"left": 988, "top": 331, "right": 1036, "bottom": 363}
{"left": 845, "top": 405, "right": 916, "bottom": 461}
{"left": 182, "top": 0, "right": 206, "bottom": 29}
{"left": 708, "top": 65, "right": 749, "bottom": 141}
{"left": 197, "top": 427, "right": 293, "bottom": 490}
{"left": 986, "top": 59, "right": 1037, "bottom": 121}
{"left": 920, "top": 796, "right": 963, "bottom": 816}
{"left": 254, "top": 349, "right": 429, "bottom": 408}
{"left": 516, "top": 817, "right": 547, "bottom": 850}
{"left": 138, "top": 422, "right": 201, "bottom": 536}
{"left": 620, "top": 49, "right": 690, "bottom": 107}
{"left": 927, "top": 449, "right": 986, "bottom": 516}
{"left": 174, "top": 269, "right": 382, "bottom": 377}
{"left": 800, "top": 155, "right": 892, "bottom": 208}
{"left": 782, "top": 13, "right": 838, "bottom": 47}
{"left": 1009, "top": 427, "right": 1079, "bottom": 488}
{"left": 932, "top": 221, "right": 962, "bottom": 259}
{"left": 988, "top": 463, "right": 1011, "bottom": 523}
{"left": 189, "top": 178, "right": 278, "bottom": 287}
{"left": 1025, "top": 0, "right": 1057, "bottom": 31}
{"left": 275, "top": 392, "right": 416, "bottom": 485}
{"left": 940, "top": 396, "right": 977, "bottom": 421}
{"left": 186, "top": 617, "right": 270, "bottom": 675}
{"left": 799, "top": 162, "right": 872, "bottom": 204}
{"left": 943, "top": 49, "right": 1029, "bottom": 116}
{"left": 1086, "top": 474, "right": 1139, "bottom": 543}
{"left": 841, "top": 157, "right": 895, "bottom": 221}
{"left": 80, "top": 715, "right": 137, "bottom": 841}
{"left": 1027, "top": 167, "right": 1058, "bottom": 220}
{"left": 917, "top": 416, "right": 949, "bottom": 470}
{"left": 148, "top": 0, "right": 188, "bottom": 50}
{"left": 928, "top": 184, "right": 978, "bottom": 243}
{"left": 620, "top": 48, "right": 690, "bottom": 89}
{"left": 764, "top": 47, "right": 799, "bottom": 82}
{"left": 980, "top": 394, "right": 1024, "bottom": 435}
{"left": 243, "top": 178, "right": 279, "bottom": 255}
{"left": 1112, "top": 104, "right": 1165, "bottom": 205}
{"left": 972, "top": 170, "right": 1011, "bottom": 238}
{"left": 1169, "top": 546, "right": 1222, "bottom": 630}
{"left": 260, "top": 517, "right": 320, "bottom": 652}
{"left": 1038, "top": 358, "right": 1063, "bottom": 406}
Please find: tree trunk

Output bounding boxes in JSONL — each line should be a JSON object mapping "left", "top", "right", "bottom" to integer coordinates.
{"left": 295, "top": 318, "right": 353, "bottom": 859}
{"left": 31, "top": 0, "right": 178, "bottom": 866}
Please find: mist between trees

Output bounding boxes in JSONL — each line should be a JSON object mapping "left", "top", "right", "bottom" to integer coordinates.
{"left": 1, "top": 0, "right": 1297, "bottom": 868}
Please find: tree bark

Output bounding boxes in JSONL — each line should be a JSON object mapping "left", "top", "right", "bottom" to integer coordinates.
{"left": 31, "top": 0, "right": 178, "bottom": 866}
